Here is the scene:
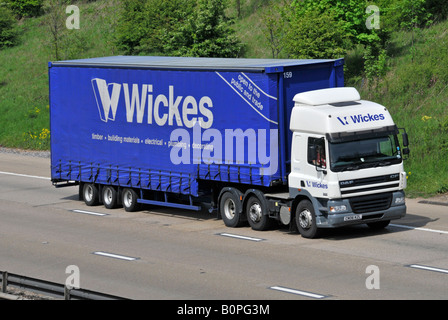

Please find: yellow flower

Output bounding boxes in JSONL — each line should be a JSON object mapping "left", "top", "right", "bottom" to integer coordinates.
{"left": 421, "top": 115, "right": 432, "bottom": 122}
{"left": 39, "top": 128, "right": 50, "bottom": 140}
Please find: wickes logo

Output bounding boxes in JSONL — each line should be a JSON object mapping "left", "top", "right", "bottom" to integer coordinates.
{"left": 91, "top": 78, "right": 214, "bottom": 129}
{"left": 337, "top": 113, "right": 385, "bottom": 126}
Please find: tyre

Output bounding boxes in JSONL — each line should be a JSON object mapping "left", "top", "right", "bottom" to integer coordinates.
{"left": 122, "top": 188, "right": 140, "bottom": 212}
{"left": 246, "top": 195, "right": 272, "bottom": 231}
{"left": 83, "top": 183, "right": 99, "bottom": 206}
{"left": 367, "top": 220, "right": 390, "bottom": 230}
{"left": 295, "top": 200, "right": 320, "bottom": 238}
{"left": 102, "top": 185, "right": 118, "bottom": 209}
{"left": 220, "top": 191, "right": 244, "bottom": 227}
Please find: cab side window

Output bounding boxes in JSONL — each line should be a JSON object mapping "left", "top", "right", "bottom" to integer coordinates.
{"left": 308, "top": 137, "right": 326, "bottom": 168}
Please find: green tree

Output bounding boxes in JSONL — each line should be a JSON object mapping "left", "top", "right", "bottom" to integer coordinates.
{"left": 173, "top": 0, "right": 243, "bottom": 57}
{"left": 425, "top": 0, "right": 448, "bottom": 22}
{"left": 114, "top": 0, "right": 149, "bottom": 55}
{"left": 115, "top": 0, "right": 196, "bottom": 55}
{"left": 284, "top": 5, "right": 350, "bottom": 59}
{"left": 399, "top": 0, "right": 432, "bottom": 30}
{"left": 0, "top": 4, "right": 19, "bottom": 49}
{"left": 262, "top": 0, "right": 288, "bottom": 58}
{"left": 290, "top": 0, "right": 369, "bottom": 45}
{"left": 115, "top": 0, "right": 242, "bottom": 57}
{"left": 5, "top": 0, "right": 43, "bottom": 18}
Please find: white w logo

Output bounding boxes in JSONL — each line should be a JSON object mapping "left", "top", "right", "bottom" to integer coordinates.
{"left": 92, "top": 78, "right": 121, "bottom": 122}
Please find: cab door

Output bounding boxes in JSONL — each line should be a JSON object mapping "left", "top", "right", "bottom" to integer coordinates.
{"left": 289, "top": 133, "right": 329, "bottom": 197}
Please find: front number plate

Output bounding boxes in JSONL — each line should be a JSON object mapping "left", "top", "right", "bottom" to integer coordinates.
{"left": 344, "top": 214, "right": 362, "bottom": 221}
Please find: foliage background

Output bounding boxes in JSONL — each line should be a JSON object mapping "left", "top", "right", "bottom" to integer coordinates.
{"left": 0, "top": 0, "right": 447, "bottom": 197}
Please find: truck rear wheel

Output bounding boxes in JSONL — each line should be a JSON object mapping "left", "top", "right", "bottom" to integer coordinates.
{"left": 296, "top": 200, "right": 319, "bottom": 238}
{"left": 122, "top": 188, "right": 140, "bottom": 212}
{"left": 83, "top": 183, "right": 99, "bottom": 206}
{"left": 246, "top": 195, "right": 272, "bottom": 231}
{"left": 220, "top": 191, "right": 244, "bottom": 227}
{"left": 102, "top": 185, "right": 118, "bottom": 209}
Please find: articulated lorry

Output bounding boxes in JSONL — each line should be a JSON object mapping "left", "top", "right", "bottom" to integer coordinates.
{"left": 49, "top": 56, "right": 409, "bottom": 238}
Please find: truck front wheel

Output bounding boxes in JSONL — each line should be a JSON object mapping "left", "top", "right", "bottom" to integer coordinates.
{"left": 122, "top": 188, "right": 140, "bottom": 212}
{"left": 296, "top": 200, "right": 320, "bottom": 238}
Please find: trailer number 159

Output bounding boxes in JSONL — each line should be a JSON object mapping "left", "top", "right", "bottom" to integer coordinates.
{"left": 284, "top": 72, "right": 293, "bottom": 79}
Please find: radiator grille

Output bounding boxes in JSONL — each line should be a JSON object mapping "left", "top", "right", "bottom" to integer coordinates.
{"left": 349, "top": 192, "right": 392, "bottom": 214}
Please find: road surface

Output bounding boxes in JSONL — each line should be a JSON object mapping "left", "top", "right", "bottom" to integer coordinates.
{"left": 0, "top": 150, "right": 447, "bottom": 300}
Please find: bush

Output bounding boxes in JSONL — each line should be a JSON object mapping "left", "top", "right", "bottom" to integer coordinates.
{"left": 5, "top": 0, "right": 44, "bottom": 18}
{"left": 115, "top": 0, "right": 243, "bottom": 57}
{"left": 0, "top": 4, "right": 19, "bottom": 49}
{"left": 284, "top": 6, "right": 350, "bottom": 59}
{"left": 171, "top": 0, "right": 243, "bottom": 57}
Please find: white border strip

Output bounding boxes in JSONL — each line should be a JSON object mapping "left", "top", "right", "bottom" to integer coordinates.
{"left": 269, "top": 286, "right": 326, "bottom": 299}
{"left": 72, "top": 209, "right": 108, "bottom": 216}
{"left": 408, "top": 264, "right": 448, "bottom": 274}
{"left": 93, "top": 251, "right": 139, "bottom": 261}
{"left": 241, "top": 72, "right": 278, "bottom": 100}
{"left": 215, "top": 72, "right": 278, "bottom": 125}
{"left": 219, "top": 233, "right": 264, "bottom": 242}
{"left": 0, "top": 171, "right": 50, "bottom": 181}
{"left": 390, "top": 224, "right": 448, "bottom": 235}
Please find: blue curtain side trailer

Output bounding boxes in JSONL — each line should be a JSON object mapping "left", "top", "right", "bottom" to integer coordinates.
{"left": 49, "top": 56, "right": 344, "bottom": 221}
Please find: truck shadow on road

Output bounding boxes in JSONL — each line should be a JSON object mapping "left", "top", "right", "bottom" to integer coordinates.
{"left": 63, "top": 192, "right": 440, "bottom": 240}
{"left": 274, "top": 213, "right": 440, "bottom": 240}
{"left": 293, "top": 213, "right": 439, "bottom": 240}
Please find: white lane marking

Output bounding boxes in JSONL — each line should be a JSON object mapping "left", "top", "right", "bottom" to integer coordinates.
{"left": 407, "top": 264, "right": 448, "bottom": 275}
{"left": 0, "top": 171, "right": 50, "bottom": 181}
{"left": 218, "top": 233, "right": 264, "bottom": 242}
{"left": 390, "top": 224, "right": 448, "bottom": 235}
{"left": 92, "top": 251, "right": 139, "bottom": 261}
{"left": 72, "top": 209, "right": 108, "bottom": 216}
{"left": 269, "top": 286, "right": 326, "bottom": 299}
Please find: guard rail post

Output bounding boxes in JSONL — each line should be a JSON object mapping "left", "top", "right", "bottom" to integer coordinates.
{"left": 1, "top": 271, "right": 7, "bottom": 293}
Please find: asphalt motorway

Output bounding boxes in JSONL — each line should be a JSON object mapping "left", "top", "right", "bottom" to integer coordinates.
{"left": 0, "top": 151, "right": 447, "bottom": 301}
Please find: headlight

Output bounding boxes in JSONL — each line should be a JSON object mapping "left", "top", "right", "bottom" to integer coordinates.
{"left": 330, "top": 205, "right": 347, "bottom": 213}
{"left": 394, "top": 196, "right": 405, "bottom": 205}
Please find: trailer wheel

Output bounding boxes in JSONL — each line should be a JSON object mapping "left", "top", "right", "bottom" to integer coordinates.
{"left": 246, "top": 195, "right": 272, "bottom": 231}
{"left": 220, "top": 191, "right": 244, "bottom": 228}
{"left": 102, "top": 185, "right": 118, "bottom": 209}
{"left": 122, "top": 188, "right": 140, "bottom": 212}
{"left": 83, "top": 183, "right": 99, "bottom": 206}
{"left": 296, "top": 200, "right": 320, "bottom": 238}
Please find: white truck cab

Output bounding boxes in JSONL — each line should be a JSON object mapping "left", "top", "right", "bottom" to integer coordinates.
{"left": 288, "top": 87, "right": 408, "bottom": 238}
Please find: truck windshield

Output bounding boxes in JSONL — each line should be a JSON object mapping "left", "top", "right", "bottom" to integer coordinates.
{"left": 329, "top": 134, "right": 402, "bottom": 172}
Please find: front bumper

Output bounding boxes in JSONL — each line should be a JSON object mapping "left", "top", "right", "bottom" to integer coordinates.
{"left": 316, "top": 191, "right": 406, "bottom": 228}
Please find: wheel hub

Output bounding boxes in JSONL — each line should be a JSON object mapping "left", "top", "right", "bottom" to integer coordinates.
{"left": 123, "top": 191, "right": 133, "bottom": 207}
{"left": 299, "top": 209, "right": 313, "bottom": 229}
{"left": 104, "top": 189, "right": 113, "bottom": 204}
{"left": 85, "top": 185, "right": 93, "bottom": 201}
{"left": 223, "top": 198, "right": 236, "bottom": 220}
{"left": 248, "top": 203, "right": 262, "bottom": 223}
